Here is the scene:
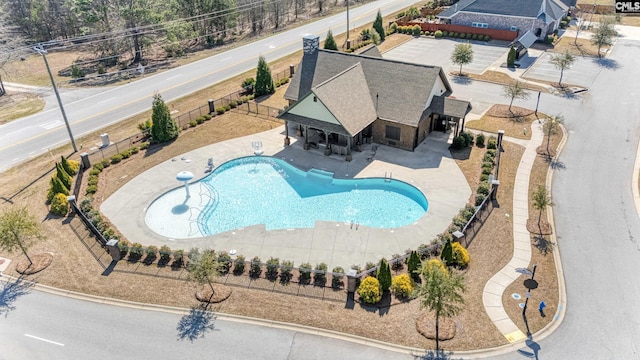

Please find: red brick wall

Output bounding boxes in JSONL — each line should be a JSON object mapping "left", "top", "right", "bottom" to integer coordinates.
{"left": 397, "top": 22, "right": 518, "bottom": 41}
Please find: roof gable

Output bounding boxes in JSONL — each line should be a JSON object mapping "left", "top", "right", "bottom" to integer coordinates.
{"left": 438, "top": 0, "right": 566, "bottom": 20}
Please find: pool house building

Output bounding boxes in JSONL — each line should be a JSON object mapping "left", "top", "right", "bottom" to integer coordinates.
{"left": 279, "top": 36, "right": 472, "bottom": 161}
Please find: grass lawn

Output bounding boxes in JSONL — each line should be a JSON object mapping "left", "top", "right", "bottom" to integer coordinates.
{"left": 0, "top": 92, "right": 45, "bottom": 124}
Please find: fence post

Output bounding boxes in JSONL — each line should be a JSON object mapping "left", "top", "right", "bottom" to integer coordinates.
{"left": 290, "top": 64, "right": 295, "bottom": 77}
{"left": 208, "top": 99, "right": 214, "bottom": 114}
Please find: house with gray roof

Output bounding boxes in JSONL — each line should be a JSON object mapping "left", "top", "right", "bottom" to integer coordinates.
{"left": 279, "top": 36, "right": 471, "bottom": 160}
{"left": 437, "top": 0, "right": 569, "bottom": 40}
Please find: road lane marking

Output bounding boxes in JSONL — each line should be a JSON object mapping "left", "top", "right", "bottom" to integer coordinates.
{"left": 40, "top": 120, "right": 63, "bottom": 130}
{"left": 97, "top": 97, "right": 116, "bottom": 104}
{"left": 166, "top": 74, "right": 182, "bottom": 81}
{"left": 25, "top": 334, "right": 65, "bottom": 346}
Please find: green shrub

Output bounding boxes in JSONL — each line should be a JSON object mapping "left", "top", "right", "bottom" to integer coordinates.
{"left": 216, "top": 107, "right": 226, "bottom": 115}
{"left": 224, "top": 104, "right": 231, "bottom": 111}
{"left": 120, "top": 150, "right": 132, "bottom": 159}
{"left": 50, "top": 193, "right": 69, "bottom": 216}
{"left": 85, "top": 185, "right": 98, "bottom": 195}
{"left": 118, "top": 240, "right": 129, "bottom": 257}
{"left": 357, "top": 276, "right": 382, "bottom": 304}
{"left": 452, "top": 214, "right": 467, "bottom": 229}
{"left": 101, "top": 160, "right": 110, "bottom": 168}
{"left": 217, "top": 251, "right": 232, "bottom": 273}
{"left": 229, "top": 101, "right": 238, "bottom": 108}
{"left": 560, "top": 20, "right": 568, "bottom": 29}
{"left": 475, "top": 133, "right": 485, "bottom": 147}
{"left": 407, "top": 250, "right": 421, "bottom": 280}
{"left": 61, "top": 156, "right": 79, "bottom": 176}
{"left": 233, "top": 255, "right": 245, "bottom": 275}
{"left": 48, "top": 175, "right": 69, "bottom": 202}
{"left": 196, "top": 116, "right": 205, "bottom": 124}
{"left": 452, "top": 242, "right": 470, "bottom": 268}
{"left": 172, "top": 249, "right": 184, "bottom": 264}
{"left": 189, "top": 120, "right": 198, "bottom": 127}
{"left": 472, "top": 34, "right": 478, "bottom": 40}
{"left": 484, "top": 35, "right": 491, "bottom": 41}
{"left": 458, "top": 32, "right": 466, "bottom": 39}
{"left": 71, "top": 64, "right": 85, "bottom": 78}
{"left": 377, "top": 258, "right": 392, "bottom": 292}
{"left": 145, "top": 245, "right": 158, "bottom": 258}
{"left": 140, "top": 142, "right": 150, "bottom": 150}
{"left": 203, "top": 114, "right": 212, "bottom": 120}
{"left": 265, "top": 257, "right": 280, "bottom": 280}
{"left": 331, "top": 266, "right": 345, "bottom": 289}
{"left": 159, "top": 245, "right": 171, "bottom": 261}
{"left": 480, "top": 173, "right": 489, "bottom": 183}
{"left": 396, "top": 11, "right": 405, "bottom": 19}
{"left": 249, "top": 256, "right": 262, "bottom": 278}
{"left": 477, "top": 181, "right": 490, "bottom": 196}
{"left": 55, "top": 162, "right": 72, "bottom": 190}
{"left": 130, "top": 146, "right": 139, "bottom": 154}
{"left": 452, "top": 135, "right": 467, "bottom": 149}
{"left": 483, "top": 152, "right": 494, "bottom": 164}
{"left": 412, "top": 25, "right": 421, "bottom": 36}
{"left": 314, "top": 263, "right": 328, "bottom": 285}
{"left": 475, "top": 193, "right": 487, "bottom": 206}
{"left": 391, "top": 253, "right": 404, "bottom": 270}
{"left": 87, "top": 175, "right": 99, "bottom": 186}
{"left": 299, "top": 262, "right": 312, "bottom": 284}
{"left": 90, "top": 168, "right": 102, "bottom": 176}
{"left": 129, "top": 243, "right": 144, "bottom": 258}
{"left": 487, "top": 136, "right": 497, "bottom": 149}
{"left": 280, "top": 260, "right": 294, "bottom": 284}
{"left": 466, "top": 33, "right": 472, "bottom": 39}
{"left": 111, "top": 154, "right": 123, "bottom": 164}
{"left": 482, "top": 161, "right": 494, "bottom": 171}
{"left": 391, "top": 274, "right": 415, "bottom": 298}
{"left": 442, "top": 31, "right": 448, "bottom": 37}
{"left": 462, "top": 204, "right": 476, "bottom": 221}
{"left": 481, "top": 166, "right": 493, "bottom": 176}
{"left": 98, "top": 64, "right": 106, "bottom": 74}
{"left": 389, "top": 22, "right": 397, "bottom": 33}
{"left": 461, "top": 131, "right": 474, "bottom": 146}
{"left": 434, "top": 30, "right": 443, "bottom": 38}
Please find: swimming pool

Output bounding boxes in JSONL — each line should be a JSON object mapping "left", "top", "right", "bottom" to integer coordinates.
{"left": 145, "top": 156, "right": 428, "bottom": 238}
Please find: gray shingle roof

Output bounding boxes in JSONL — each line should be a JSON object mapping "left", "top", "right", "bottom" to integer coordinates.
{"left": 312, "top": 64, "right": 377, "bottom": 136}
{"left": 425, "top": 95, "right": 472, "bottom": 119}
{"left": 438, "top": 0, "right": 567, "bottom": 20}
{"left": 284, "top": 47, "right": 452, "bottom": 127}
{"left": 358, "top": 45, "right": 382, "bottom": 58}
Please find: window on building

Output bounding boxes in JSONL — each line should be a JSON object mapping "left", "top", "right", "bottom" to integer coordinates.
{"left": 385, "top": 125, "right": 401, "bottom": 141}
{"left": 472, "top": 22, "right": 488, "bottom": 28}
{"left": 510, "top": 26, "right": 518, "bottom": 31}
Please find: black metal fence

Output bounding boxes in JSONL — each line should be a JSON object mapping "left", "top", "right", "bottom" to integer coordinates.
{"left": 459, "top": 186, "right": 496, "bottom": 248}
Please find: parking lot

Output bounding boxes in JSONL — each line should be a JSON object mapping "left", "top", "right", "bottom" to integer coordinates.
{"left": 383, "top": 37, "right": 509, "bottom": 75}
{"left": 522, "top": 51, "right": 609, "bottom": 88}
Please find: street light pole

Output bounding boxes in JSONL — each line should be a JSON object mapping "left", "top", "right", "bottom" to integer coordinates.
{"left": 522, "top": 264, "right": 538, "bottom": 316}
{"left": 34, "top": 45, "right": 78, "bottom": 153}
{"left": 346, "top": 0, "right": 350, "bottom": 43}
{"left": 535, "top": 91, "right": 541, "bottom": 117}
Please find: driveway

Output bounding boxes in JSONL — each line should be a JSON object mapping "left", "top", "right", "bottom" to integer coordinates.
{"left": 383, "top": 37, "right": 509, "bottom": 75}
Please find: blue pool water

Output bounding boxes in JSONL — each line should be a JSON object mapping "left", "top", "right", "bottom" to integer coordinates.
{"left": 194, "top": 156, "right": 428, "bottom": 236}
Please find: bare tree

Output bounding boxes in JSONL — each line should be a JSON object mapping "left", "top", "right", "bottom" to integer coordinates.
{"left": 549, "top": 50, "right": 575, "bottom": 87}
{"left": 502, "top": 81, "right": 530, "bottom": 112}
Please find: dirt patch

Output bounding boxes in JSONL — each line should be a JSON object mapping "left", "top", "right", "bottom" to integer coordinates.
{"left": 526, "top": 219, "right": 552, "bottom": 235}
{"left": 465, "top": 105, "right": 542, "bottom": 140}
{"left": 485, "top": 105, "right": 534, "bottom": 118}
{"left": 0, "top": 92, "right": 45, "bottom": 124}
{"left": 416, "top": 311, "right": 457, "bottom": 340}
{"left": 550, "top": 36, "right": 607, "bottom": 58}
{"left": 15, "top": 253, "right": 53, "bottom": 275}
{"left": 195, "top": 285, "right": 233, "bottom": 303}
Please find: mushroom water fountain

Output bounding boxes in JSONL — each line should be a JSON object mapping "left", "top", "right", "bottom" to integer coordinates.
{"left": 176, "top": 171, "right": 194, "bottom": 199}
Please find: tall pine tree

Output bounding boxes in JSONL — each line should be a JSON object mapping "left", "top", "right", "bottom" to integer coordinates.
{"left": 373, "top": 10, "right": 385, "bottom": 42}
{"left": 150, "top": 93, "right": 179, "bottom": 143}
{"left": 254, "top": 56, "right": 275, "bottom": 97}
{"left": 407, "top": 250, "right": 421, "bottom": 281}
{"left": 377, "top": 258, "right": 392, "bottom": 292}
{"left": 324, "top": 29, "right": 338, "bottom": 50}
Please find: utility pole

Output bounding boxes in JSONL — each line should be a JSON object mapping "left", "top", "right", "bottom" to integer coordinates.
{"left": 34, "top": 45, "right": 78, "bottom": 153}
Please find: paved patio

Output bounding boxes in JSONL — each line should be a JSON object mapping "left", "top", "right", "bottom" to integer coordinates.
{"left": 101, "top": 125, "right": 470, "bottom": 270}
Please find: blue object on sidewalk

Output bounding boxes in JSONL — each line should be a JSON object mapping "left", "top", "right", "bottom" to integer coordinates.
{"left": 539, "top": 301, "right": 546, "bottom": 312}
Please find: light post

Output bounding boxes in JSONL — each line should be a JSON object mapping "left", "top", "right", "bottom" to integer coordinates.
{"left": 34, "top": 45, "right": 78, "bottom": 152}
{"left": 346, "top": 0, "right": 351, "bottom": 47}
{"left": 535, "top": 91, "right": 541, "bottom": 117}
{"left": 518, "top": 264, "right": 538, "bottom": 336}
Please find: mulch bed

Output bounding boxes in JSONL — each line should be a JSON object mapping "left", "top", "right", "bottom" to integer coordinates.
{"left": 485, "top": 104, "right": 534, "bottom": 118}
{"left": 537, "top": 146, "right": 557, "bottom": 158}
{"left": 16, "top": 253, "right": 53, "bottom": 275}
{"left": 415, "top": 311, "right": 457, "bottom": 341}
{"left": 526, "top": 219, "right": 552, "bottom": 235}
{"left": 195, "top": 284, "right": 233, "bottom": 303}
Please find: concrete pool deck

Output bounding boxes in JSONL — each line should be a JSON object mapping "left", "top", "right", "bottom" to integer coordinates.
{"left": 101, "top": 125, "right": 471, "bottom": 270}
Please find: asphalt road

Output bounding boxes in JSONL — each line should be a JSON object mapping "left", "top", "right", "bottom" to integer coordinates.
{"left": 0, "top": 282, "right": 414, "bottom": 360}
{"left": 0, "top": 0, "right": 419, "bottom": 173}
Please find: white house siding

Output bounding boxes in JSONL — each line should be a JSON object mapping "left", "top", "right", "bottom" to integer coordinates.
{"left": 287, "top": 94, "right": 340, "bottom": 124}
{"left": 426, "top": 76, "right": 448, "bottom": 109}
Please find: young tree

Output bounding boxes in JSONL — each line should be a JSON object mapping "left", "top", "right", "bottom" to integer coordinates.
{"left": 150, "top": 93, "right": 179, "bottom": 143}
{"left": 407, "top": 250, "right": 421, "bottom": 281}
{"left": 451, "top": 43, "right": 473, "bottom": 76}
{"left": 543, "top": 114, "right": 564, "bottom": 156}
{"left": 0, "top": 207, "right": 45, "bottom": 266}
{"left": 507, "top": 46, "right": 516, "bottom": 68}
{"left": 188, "top": 249, "right": 222, "bottom": 302}
{"left": 406, "top": 6, "right": 420, "bottom": 20}
{"left": 440, "top": 238, "right": 453, "bottom": 266}
{"left": 324, "top": 29, "right": 338, "bottom": 50}
{"left": 532, "top": 185, "right": 553, "bottom": 234}
{"left": 591, "top": 17, "right": 616, "bottom": 58}
{"left": 254, "top": 56, "right": 275, "bottom": 97}
{"left": 549, "top": 50, "right": 575, "bottom": 87}
{"left": 377, "top": 258, "right": 392, "bottom": 292}
{"left": 415, "top": 260, "right": 466, "bottom": 352}
{"left": 373, "top": 10, "right": 385, "bottom": 42}
{"left": 502, "top": 81, "right": 530, "bottom": 112}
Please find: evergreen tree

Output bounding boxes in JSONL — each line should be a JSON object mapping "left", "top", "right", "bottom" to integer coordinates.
{"left": 55, "top": 162, "right": 72, "bottom": 191}
{"left": 377, "top": 258, "right": 392, "bottom": 292}
{"left": 407, "top": 250, "right": 421, "bottom": 281}
{"left": 324, "top": 29, "right": 338, "bottom": 50}
{"left": 373, "top": 10, "right": 385, "bottom": 42}
{"left": 507, "top": 46, "right": 516, "bottom": 68}
{"left": 60, "top": 156, "right": 78, "bottom": 176}
{"left": 150, "top": 93, "right": 179, "bottom": 143}
{"left": 441, "top": 239, "right": 454, "bottom": 266}
{"left": 47, "top": 175, "right": 69, "bottom": 202}
{"left": 254, "top": 56, "right": 275, "bottom": 97}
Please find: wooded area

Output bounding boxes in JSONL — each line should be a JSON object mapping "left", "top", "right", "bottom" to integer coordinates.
{"left": 0, "top": 0, "right": 372, "bottom": 75}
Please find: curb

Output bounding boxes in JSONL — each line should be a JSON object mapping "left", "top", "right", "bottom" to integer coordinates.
{"left": 632, "top": 128, "right": 640, "bottom": 226}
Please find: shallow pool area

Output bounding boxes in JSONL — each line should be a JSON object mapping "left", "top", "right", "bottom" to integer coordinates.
{"left": 145, "top": 156, "right": 428, "bottom": 238}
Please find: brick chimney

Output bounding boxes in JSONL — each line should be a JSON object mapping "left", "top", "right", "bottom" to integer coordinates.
{"left": 303, "top": 35, "right": 320, "bottom": 54}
